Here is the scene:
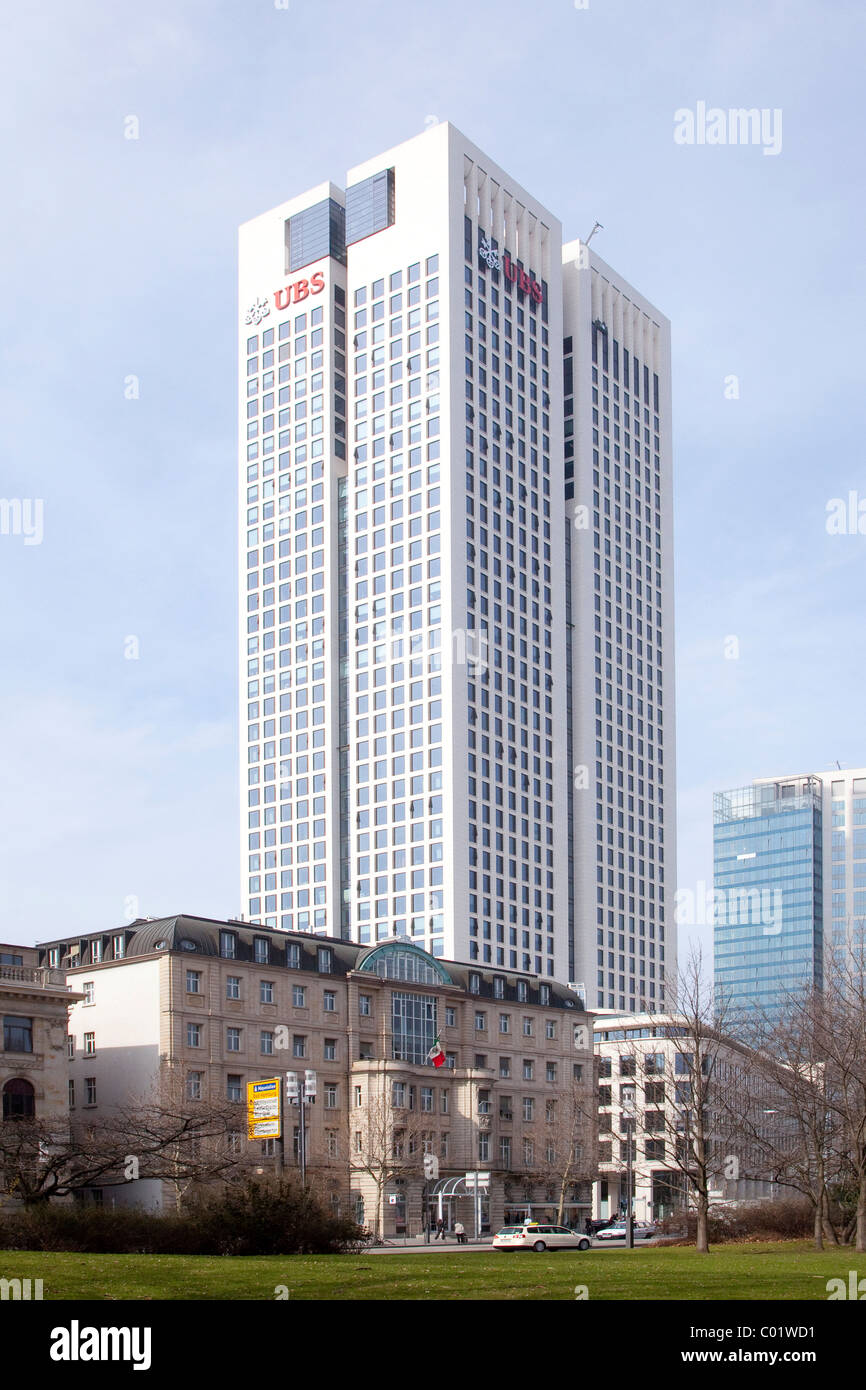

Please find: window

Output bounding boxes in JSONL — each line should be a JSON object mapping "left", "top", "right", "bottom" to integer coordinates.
{"left": 317, "top": 947, "right": 333, "bottom": 973}
{"left": 546, "top": 1062, "right": 557, "bottom": 1084}
{"left": 598, "top": 1085, "right": 612, "bottom": 1106}
{"left": 354, "top": 1130, "right": 363, "bottom": 1153}
{"left": 517, "top": 979, "right": 528, "bottom": 1002}
{"left": 475, "top": 1011, "right": 486, "bottom": 1031}
{"left": 324, "top": 1038, "right": 337, "bottom": 1061}
{"left": 478, "top": 1133, "right": 490, "bottom": 1162}
{"left": 620, "top": 1055, "right": 636, "bottom": 1077}
{"left": 260, "top": 980, "right": 274, "bottom": 1004}
{"left": 499, "top": 1056, "right": 511, "bottom": 1078}
{"left": 421, "top": 1086, "right": 433, "bottom": 1112}
{"left": 91, "top": 940, "right": 103, "bottom": 963}
{"left": 187, "top": 1071, "right": 202, "bottom": 1101}
{"left": 85, "top": 1077, "right": 97, "bottom": 1106}
{"left": 522, "top": 1016, "right": 533, "bottom": 1036}
{"left": 359, "top": 994, "right": 372, "bottom": 1016}
{"left": 440, "top": 1089, "right": 449, "bottom": 1114}
{"left": 392, "top": 1081, "right": 407, "bottom": 1108}
{"left": 445, "top": 1006, "right": 456, "bottom": 1027}
{"left": 219, "top": 930, "right": 237, "bottom": 959}
{"left": 475, "top": 1053, "right": 488, "bottom": 1068}
{"left": 539, "top": 984, "right": 550, "bottom": 1005}
{"left": 675, "top": 1053, "right": 693, "bottom": 1075}
{"left": 494, "top": 976, "right": 505, "bottom": 999}
{"left": 112, "top": 934, "right": 125, "bottom": 960}
{"left": 523, "top": 1059, "right": 534, "bottom": 1080}
{"left": 226, "top": 1074, "right": 243, "bottom": 1103}
{"left": 645, "top": 1139, "right": 665, "bottom": 1161}
{"left": 354, "top": 1085, "right": 363, "bottom": 1107}
{"left": 326, "top": 1130, "right": 339, "bottom": 1158}
{"left": 522, "top": 1096, "right": 534, "bottom": 1122}
{"left": 499, "top": 1136, "right": 512, "bottom": 1166}
{"left": 293, "top": 1035, "right": 307, "bottom": 1058}
{"left": 469, "top": 972, "right": 481, "bottom": 994}
{"left": 66, "top": 1035, "right": 74, "bottom": 1059}
{"left": 227, "top": 1027, "right": 241, "bottom": 1052}
{"left": 598, "top": 1057, "right": 612, "bottom": 1078}
{"left": 293, "top": 985, "right": 307, "bottom": 1008}
{"left": 254, "top": 937, "right": 270, "bottom": 964}
{"left": 323, "top": 990, "right": 337, "bottom": 1012}
{"left": 644, "top": 1052, "right": 665, "bottom": 1074}
{"left": 187, "top": 1023, "right": 202, "bottom": 1048}
{"left": 545, "top": 1019, "right": 556, "bottom": 1040}
{"left": 186, "top": 970, "right": 202, "bottom": 994}
{"left": 392, "top": 992, "right": 437, "bottom": 1064}
{"left": 478, "top": 1088, "right": 491, "bottom": 1115}
{"left": 2, "top": 1016, "right": 32, "bottom": 1053}
{"left": 82, "top": 982, "right": 94, "bottom": 1005}
{"left": 287, "top": 943, "right": 301, "bottom": 969}
{"left": 499, "top": 1094, "right": 513, "bottom": 1119}
{"left": 3, "top": 1078, "right": 35, "bottom": 1119}
{"left": 261, "top": 1030, "right": 275, "bottom": 1055}
{"left": 83, "top": 1032, "right": 95, "bottom": 1056}
{"left": 226, "top": 976, "right": 241, "bottom": 1000}
{"left": 324, "top": 1083, "right": 338, "bottom": 1108}
{"left": 68, "top": 1079, "right": 75, "bottom": 1108}
{"left": 446, "top": 1052, "right": 457, "bottom": 1070}
{"left": 499, "top": 1013, "right": 510, "bottom": 1034}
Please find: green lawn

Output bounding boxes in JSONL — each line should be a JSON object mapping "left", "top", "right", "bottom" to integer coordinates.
{"left": 0, "top": 1241, "right": 862, "bottom": 1300}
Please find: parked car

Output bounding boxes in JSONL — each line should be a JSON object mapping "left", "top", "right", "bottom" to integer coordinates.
{"left": 493, "top": 1222, "right": 592, "bottom": 1252}
{"left": 585, "top": 1218, "right": 616, "bottom": 1235}
{"left": 595, "top": 1220, "right": 656, "bottom": 1241}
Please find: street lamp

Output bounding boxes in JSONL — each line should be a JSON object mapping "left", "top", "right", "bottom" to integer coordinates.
{"left": 284, "top": 1069, "right": 316, "bottom": 1187}
{"left": 622, "top": 1091, "right": 636, "bottom": 1249}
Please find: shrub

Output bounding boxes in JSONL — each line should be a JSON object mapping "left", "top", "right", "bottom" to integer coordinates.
{"left": 0, "top": 1180, "right": 368, "bottom": 1256}
{"left": 657, "top": 1198, "right": 813, "bottom": 1245}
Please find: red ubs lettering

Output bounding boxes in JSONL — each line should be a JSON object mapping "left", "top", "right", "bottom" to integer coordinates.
{"left": 273, "top": 271, "right": 325, "bottom": 311}
{"left": 501, "top": 252, "right": 543, "bottom": 304}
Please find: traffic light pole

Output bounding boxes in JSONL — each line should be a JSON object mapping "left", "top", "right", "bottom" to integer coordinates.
{"left": 285, "top": 1069, "right": 316, "bottom": 1189}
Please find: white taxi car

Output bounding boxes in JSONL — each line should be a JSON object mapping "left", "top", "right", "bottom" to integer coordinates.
{"left": 493, "top": 1222, "right": 591, "bottom": 1252}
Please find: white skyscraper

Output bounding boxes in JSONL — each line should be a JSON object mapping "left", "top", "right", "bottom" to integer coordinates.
{"left": 238, "top": 123, "right": 675, "bottom": 998}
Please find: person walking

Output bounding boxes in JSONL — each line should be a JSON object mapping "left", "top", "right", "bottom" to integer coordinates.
{"left": 454, "top": 1220, "right": 466, "bottom": 1245}
{"left": 435, "top": 1216, "right": 446, "bottom": 1240}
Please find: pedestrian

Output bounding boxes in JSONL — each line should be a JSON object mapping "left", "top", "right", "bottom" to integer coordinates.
{"left": 435, "top": 1216, "right": 445, "bottom": 1240}
{"left": 454, "top": 1220, "right": 466, "bottom": 1245}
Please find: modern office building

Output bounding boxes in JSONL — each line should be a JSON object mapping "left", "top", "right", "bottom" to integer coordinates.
{"left": 238, "top": 122, "right": 676, "bottom": 1005}
{"left": 714, "top": 767, "right": 866, "bottom": 1018}
{"left": 38, "top": 916, "right": 596, "bottom": 1234}
{"left": 593, "top": 1012, "right": 782, "bottom": 1223}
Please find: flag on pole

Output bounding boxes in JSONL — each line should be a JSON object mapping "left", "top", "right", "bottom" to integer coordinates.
{"left": 427, "top": 1036, "right": 446, "bottom": 1068}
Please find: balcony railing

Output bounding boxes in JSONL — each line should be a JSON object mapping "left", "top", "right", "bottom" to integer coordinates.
{"left": 0, "top": 965, "right": 68, "bottom": 989}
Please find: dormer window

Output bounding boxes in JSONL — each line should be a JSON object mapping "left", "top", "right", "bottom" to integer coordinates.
{"left": 91, "top": 940, "right": 103, "bottom": 963}
{"left": 469, "top": 972, "right": 481, "bottom": 995}
{"left": 317, "top": 947, "right": 333, "bottom": 974}
{"left": 220, "top": 930, "right": 237, "bottom": 960}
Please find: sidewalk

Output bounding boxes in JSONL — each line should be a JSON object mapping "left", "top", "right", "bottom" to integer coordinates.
{"left": 364, "top": 1236, "right": 493, "bottom": 1254}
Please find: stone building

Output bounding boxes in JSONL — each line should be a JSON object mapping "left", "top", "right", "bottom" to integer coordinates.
{"left": 38, "top": 915, "right": 596, "bottom": 1233}
{"left": 0, "top": 943, "right": 79, "bottom": 1145}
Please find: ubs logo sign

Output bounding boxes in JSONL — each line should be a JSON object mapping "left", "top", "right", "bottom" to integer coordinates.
{"left": 243, "top": 271, "right": 326, "bottom": 326}
{"left": 478, "top": 233, "right": 543, "bottom": 304}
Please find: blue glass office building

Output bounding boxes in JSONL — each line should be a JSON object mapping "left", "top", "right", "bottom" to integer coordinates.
{"left": 713, "top": 777, "right": 823, "bottom": 1021}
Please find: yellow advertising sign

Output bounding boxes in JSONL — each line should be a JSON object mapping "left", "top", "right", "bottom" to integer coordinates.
{"left": 247, "top": 1077, "right": 282, "bottom": 1141}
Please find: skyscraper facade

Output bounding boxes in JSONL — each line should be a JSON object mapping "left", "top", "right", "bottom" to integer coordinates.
{"left": 238, "top": 123, "right": 675, "bottom": 1002}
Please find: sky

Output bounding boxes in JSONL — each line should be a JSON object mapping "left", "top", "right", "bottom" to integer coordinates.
{"left": 1, "top": 0, "right": 864, "bottom": 953}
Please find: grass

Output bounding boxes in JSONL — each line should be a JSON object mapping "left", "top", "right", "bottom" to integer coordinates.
{"left": 0, "top": 1241, "right": 863, "bottom": 1300}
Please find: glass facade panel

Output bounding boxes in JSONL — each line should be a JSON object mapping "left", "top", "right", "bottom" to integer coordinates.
{"left": 391, "top": 991, "right": 436, "bottom": 1063}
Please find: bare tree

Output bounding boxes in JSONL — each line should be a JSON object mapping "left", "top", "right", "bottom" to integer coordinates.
{"left": 523, "top": 1079, "right": 597, "bottom": 1225}
{"left": 0, "top": 1070, "right": 244, "bottom": 1207}
{"left": 653, "top": 945, "right": 746, "bottom": 1254}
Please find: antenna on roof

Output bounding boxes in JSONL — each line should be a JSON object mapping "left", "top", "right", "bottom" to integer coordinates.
{"left": 584, "top": 221, "right": 603, "bottom": 247}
